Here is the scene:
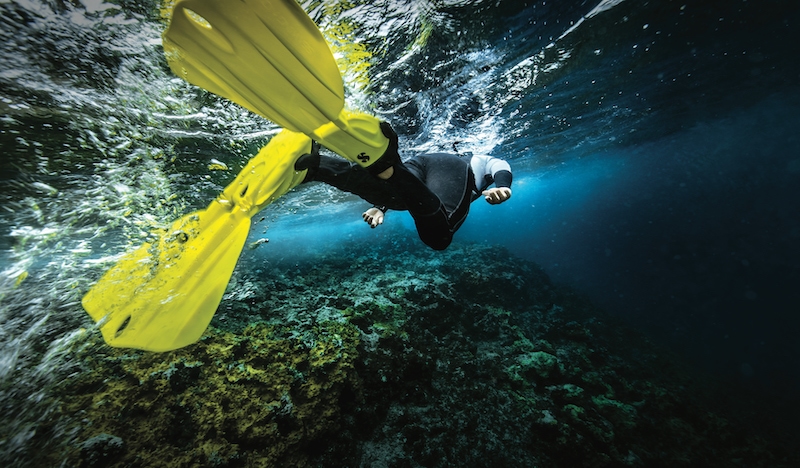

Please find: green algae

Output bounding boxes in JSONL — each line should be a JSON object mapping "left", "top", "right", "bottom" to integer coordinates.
{"left": 48, "top": 321, "right": 359, "bottom": 467}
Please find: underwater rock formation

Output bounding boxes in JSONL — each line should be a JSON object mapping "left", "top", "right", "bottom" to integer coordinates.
{"left": 34, "top": 234, "right": 798, "bottom": 467}
{"left": 48, "top": 320, "right": 359, "bottom": 467}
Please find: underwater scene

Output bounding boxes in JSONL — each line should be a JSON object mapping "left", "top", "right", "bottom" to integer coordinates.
{"left": 1, "top": 0, "right": 799, "bottom": 466}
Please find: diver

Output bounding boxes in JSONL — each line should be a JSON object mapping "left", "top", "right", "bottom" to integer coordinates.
{"left": 296, "top": 122, "right": 512, "bottom": 250}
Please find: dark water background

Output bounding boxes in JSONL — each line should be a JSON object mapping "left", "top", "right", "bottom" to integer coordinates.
{"left": 384, "top": 0, "right": 800, "bottom": 397}
{"left": 302, "top": 0, "right": 800, "bottom": 399}
{"left": 1, "top": 0, "right": 800, "bottom": 461}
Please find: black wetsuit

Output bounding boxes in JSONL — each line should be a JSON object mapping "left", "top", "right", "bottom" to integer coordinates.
{"left": 305, "top": 153, "right": 512, "bottom": 250}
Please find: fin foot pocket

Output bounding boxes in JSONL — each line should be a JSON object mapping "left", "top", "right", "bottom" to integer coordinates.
{"left": 363, "top": 121, "right": 401, "bottom": 176}
{"left": 294, "top": 141, "right": 321, "bottom": 170}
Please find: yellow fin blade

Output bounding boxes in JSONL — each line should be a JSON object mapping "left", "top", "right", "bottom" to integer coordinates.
{"left": 224, "top": 129, "right": 312, "bottom": 214}
{"left": 163, "top": 0, "right": 391, "bottom": 170}
{"left": 163, "top": 0, "right": 344, "bottom": 134}
{"left": 82, "top": 206, "right": 251, "bottom": 352}
{"left": 82, "top": 130, "right": 311, "bottom": 352}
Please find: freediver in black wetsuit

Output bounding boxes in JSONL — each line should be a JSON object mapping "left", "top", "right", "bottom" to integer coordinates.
{"left": 295, "top": 123, "right": 513, "bottom": 250}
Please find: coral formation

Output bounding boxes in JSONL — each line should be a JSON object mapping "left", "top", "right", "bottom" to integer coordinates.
{"left": 36, "top": 232, "right": 799, "bottom": 466}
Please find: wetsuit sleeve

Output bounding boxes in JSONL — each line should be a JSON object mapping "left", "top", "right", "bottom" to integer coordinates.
{"left": 493, "top": 169, "right": 512, "bottom": 188}
{"left": 472, "top": 155, "right": 513, "bottom": 190}
{"left": 486, "top": 157, "right": 512, "bottom": 187}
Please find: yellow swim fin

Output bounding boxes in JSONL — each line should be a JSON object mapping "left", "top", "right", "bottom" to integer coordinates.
{"left": 82, "top": 0, "right": 400, "bottom": 351}
{"left": 163, "top": 0, "right": 390, "bottom": 169}
{"left": 82, "top": 130, "right": 311, "bottom": 351}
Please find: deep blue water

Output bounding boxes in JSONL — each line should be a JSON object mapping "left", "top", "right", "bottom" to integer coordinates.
{"left": 463, "top": 94, "right": 800, "bottom": 394}
{"left": 1, "top": 0, "right": 800, "bottom": 460}
{"left": 266, "top": 0, "right": 800, "bottom": 396}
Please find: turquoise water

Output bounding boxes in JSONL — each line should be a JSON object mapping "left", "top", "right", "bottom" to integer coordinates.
{"left": 1, "top": 0, "right": 799, "bottom": 465}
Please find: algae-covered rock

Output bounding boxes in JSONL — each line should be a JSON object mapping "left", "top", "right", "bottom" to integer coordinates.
{"left": 35, "top": 236, "right": 799, "bottom": 467}
{"left": 51, "top": 320, "right": 360, "bottom": 467}
{"left": 78, "top": 433, "right": 124, "bottom": 467}
{"left": 518, "top": 350, "right": 559, "bottom": 379}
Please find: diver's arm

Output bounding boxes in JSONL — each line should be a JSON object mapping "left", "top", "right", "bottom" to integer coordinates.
{"left": 473, "top": 155, "right": 513, "bottom": 204}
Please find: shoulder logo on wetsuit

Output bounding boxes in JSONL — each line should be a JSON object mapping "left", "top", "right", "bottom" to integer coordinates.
{"left": 357, "top": 152, "right": 370, "bottom": 163}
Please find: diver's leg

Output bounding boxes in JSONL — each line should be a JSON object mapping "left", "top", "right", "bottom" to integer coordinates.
{"left": 312, "top": 156, "right": 356, "bottom": 187}
{"left": 408, "top": 154, "right": 471, "bottom": 215}
{"left": 301, "top": 132, "right": 445, "bottom": 222}
{"left": 412, "top": 207, "right": 453, "bottom": 250}
{"left": 299, "top": 153, "right": 407, "bottom": 212}
{"left": 384, "top": 163, "right": 441, "bottom": 215}
{"left": 384, "top": 161, "right": 454, "bottom": 250}
{"left": 335, "top": 152, "right": 452, "bottom": 249}
{"left": 370, "top": 124, "right": 445, "bottom": 218}
{"left": 298, "top": 151, "right": 367, "bottom": 189}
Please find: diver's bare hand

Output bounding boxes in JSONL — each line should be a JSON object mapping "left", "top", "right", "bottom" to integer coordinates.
{"left": 362, "top": 207, "right": 385, "bottom": 228}
{"left": 482, "top": 187, "right": 512, "bottom": 205}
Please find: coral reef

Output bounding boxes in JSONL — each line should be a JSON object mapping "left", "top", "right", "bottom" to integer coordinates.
{"left": 37, "top": 232, "right": 799, "bottom": 466}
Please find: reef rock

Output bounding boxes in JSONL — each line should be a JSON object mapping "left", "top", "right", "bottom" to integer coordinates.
{"left": 35, "top": 234, "right": 799, "bottom": 467}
